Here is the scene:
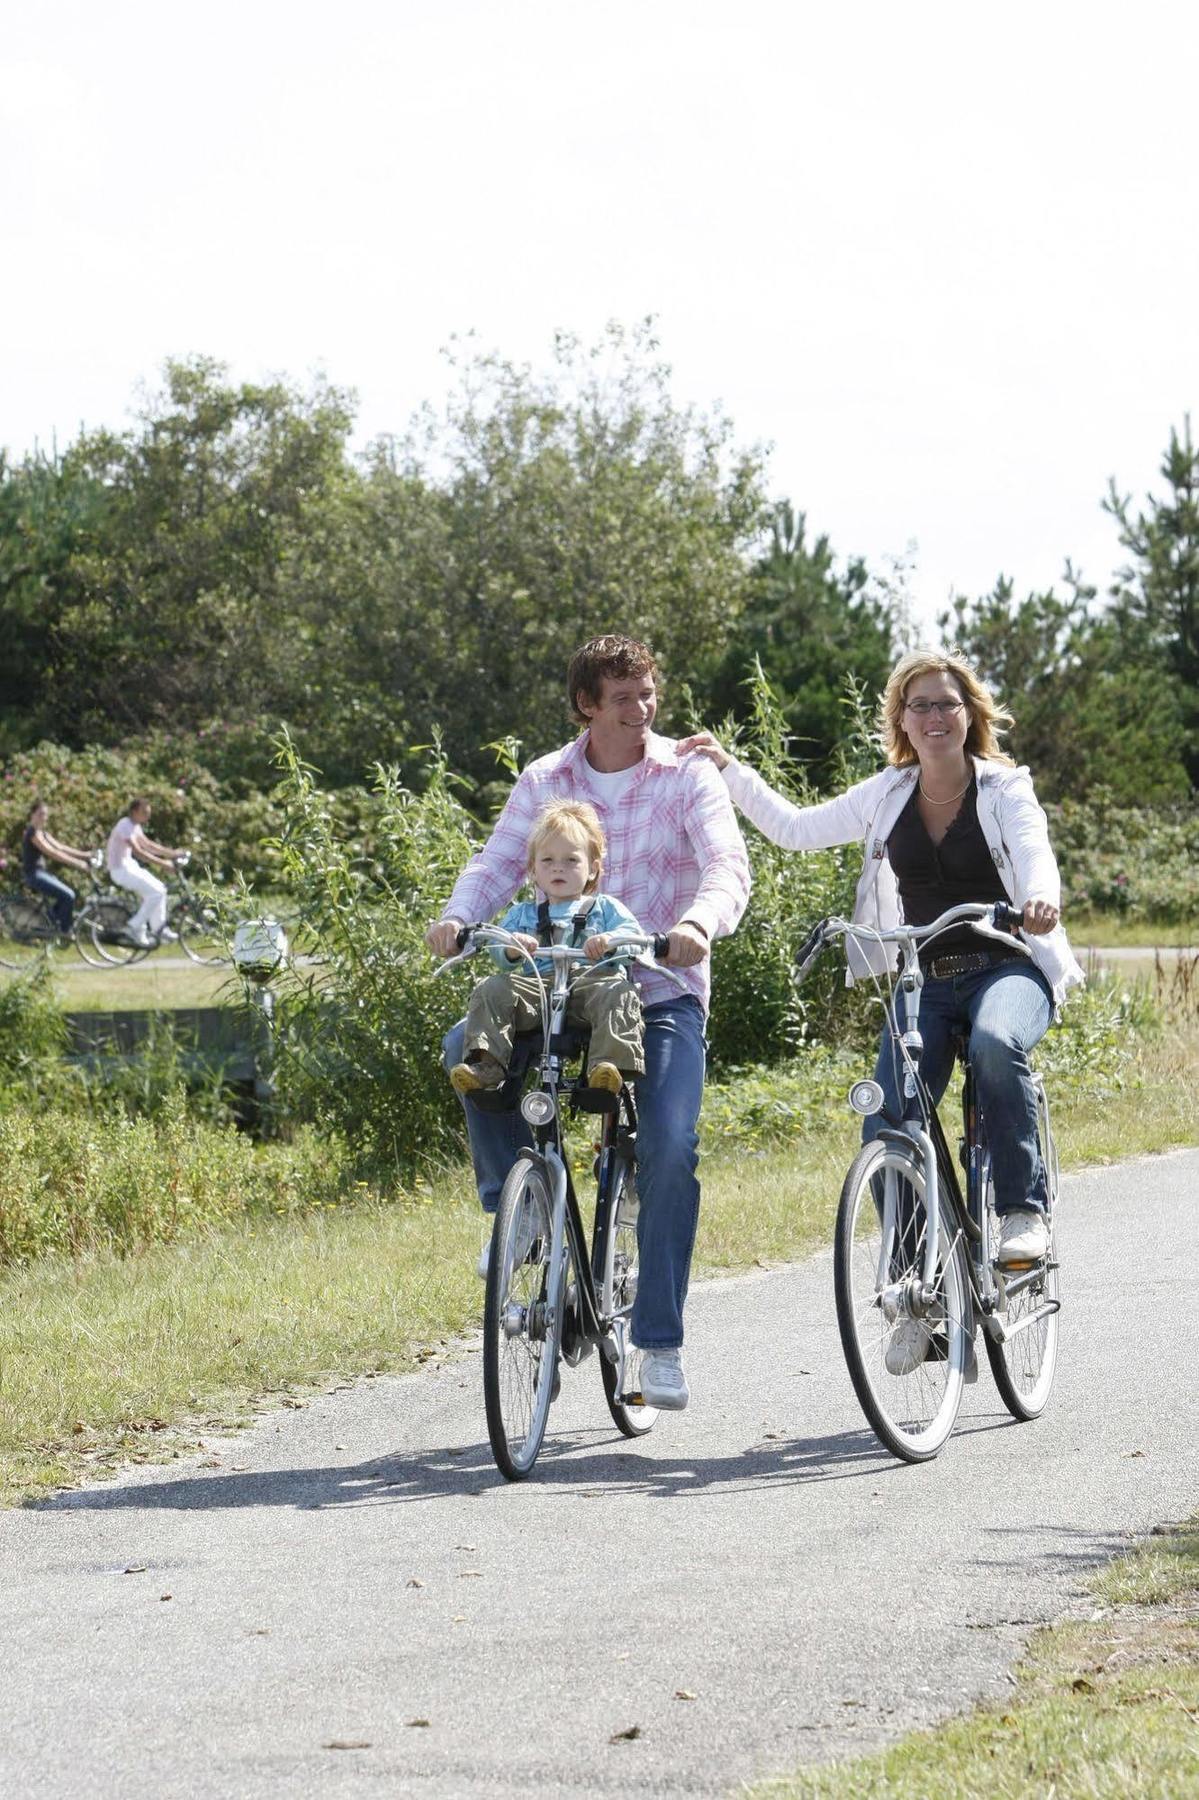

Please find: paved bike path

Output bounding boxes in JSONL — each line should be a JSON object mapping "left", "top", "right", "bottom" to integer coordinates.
{"left": 3, "top": 1149, "right": 1195, "bottom": 1797}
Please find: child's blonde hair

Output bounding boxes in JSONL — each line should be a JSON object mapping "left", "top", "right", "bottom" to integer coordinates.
{"left": 526, "top": 801, "right": 606, "bottom": 893}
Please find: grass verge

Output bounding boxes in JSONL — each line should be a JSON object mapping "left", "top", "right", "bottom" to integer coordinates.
{"left": 1, "top": 1026, "right": 1196, "bottom": 1508}
{"left": 1068, "top": 913, "right": 1197, "bottom": 949}
{"left": 0, "top": 954, "right": 235, "bottom": 1011}
{"left": 751, "top": 1517, "right": 1199, "bottom": 1798}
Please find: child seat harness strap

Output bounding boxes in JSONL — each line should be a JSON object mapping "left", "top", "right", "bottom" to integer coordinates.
{"left": 536, "top": 895, "right": 597, "bottom": 947}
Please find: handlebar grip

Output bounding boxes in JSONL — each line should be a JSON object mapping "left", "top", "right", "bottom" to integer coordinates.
{"left": 793, "top": 919, "right": 828, "bottom": 988}
{"left": 456, "top": 924, "right": 472, "bottom": 951}
{"left": 652, "top": 933, "right": 670, "bottom": 960}
{"left": 992, "top": 900, "right": 1022, "bottom": 930}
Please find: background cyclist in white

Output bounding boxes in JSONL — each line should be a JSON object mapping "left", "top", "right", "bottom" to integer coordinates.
{"left": 106, "top": 797, "right": 184, "bottom": 948}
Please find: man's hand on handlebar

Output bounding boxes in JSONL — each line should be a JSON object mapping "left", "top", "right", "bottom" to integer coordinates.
{"left": 1022, "top": 899, "right": 1060, "bottom": 937}
{"left": 665, "top": 920, "right": 709, "bottom": 968}
{"left": 426, "top": 918, "right": 465, "bottom": 959}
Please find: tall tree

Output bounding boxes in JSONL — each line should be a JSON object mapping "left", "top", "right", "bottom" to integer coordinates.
{"left": 698, "top": 501, "right": 896, "bottom": 773}
{"left": 1104, "top": 418, "right": 1199, "bottom": 785}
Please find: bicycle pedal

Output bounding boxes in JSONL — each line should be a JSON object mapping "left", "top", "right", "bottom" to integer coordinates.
{"left": 620, "top": 1390, "right": 646, "bottom": 1407}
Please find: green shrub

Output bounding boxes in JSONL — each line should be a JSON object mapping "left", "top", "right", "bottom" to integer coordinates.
{"left": 703, "top": 669, "right": 880, "bottom": 1067}
{"left": 0, "top": 1096, "right": 347, "bottom": 1264}
{"left": 1048, "top": 792, "right": 1199, "bottom": 924}
{"left": 0, "top": 730, "right": 381, "bottom": 890}
{"left": 264, "top": 733, "right": 480, "bottom": 1178}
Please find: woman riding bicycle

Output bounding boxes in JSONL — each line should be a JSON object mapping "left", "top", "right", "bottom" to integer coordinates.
{"left": 680, "top": 649, "right": 1084, "bottom": 1266}
{"left": 21, "top": 800, "right": 94, "bottom": 936}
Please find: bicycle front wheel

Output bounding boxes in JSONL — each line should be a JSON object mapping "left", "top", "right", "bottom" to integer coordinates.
{"left": 483, "top": 1156, "right": 563, "bottom": 1480}
{"left": 600, "top": 1161, "right": 659, "bottom": 1437}
{"left": 982, "top": 1083, "right": 1060, "bottom": 1421}
{"left": 834, "top": 1138, "right": 970, "bottom": 1463}
{"left": 176, "top": 901, "right": 230, "bottom": 966}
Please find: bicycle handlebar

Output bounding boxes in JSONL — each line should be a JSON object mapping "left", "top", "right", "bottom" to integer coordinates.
{"left": 794, "top": 900, "right": 1029, "bottom": 988}
{"left": 436, "top": 922, "right": 673, "bottom": 980}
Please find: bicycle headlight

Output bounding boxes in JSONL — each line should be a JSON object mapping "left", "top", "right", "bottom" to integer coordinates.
{"left": 848, "top": 1079, "right": 885, "bottom": 1117}
{"left": 521, "top": 1091, "right": 556, "bottom": 1127}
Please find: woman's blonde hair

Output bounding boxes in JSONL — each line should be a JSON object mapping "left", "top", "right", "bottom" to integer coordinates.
{"left": 879, "top": 649, "right": 1015, "bottom": 768}
{"left": 526, "top": 801, "right": 606, "bottom": 892}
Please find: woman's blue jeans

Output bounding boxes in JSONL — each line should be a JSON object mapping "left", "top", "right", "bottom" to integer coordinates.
{"left": 26, "top": 870, "right": 76, "bottom": 932}
{"left": 443, "top": 995, "right": 706, "bottom": 1350}
{"left": 863, "top": 960, "right": 1054, "bottom": 1215}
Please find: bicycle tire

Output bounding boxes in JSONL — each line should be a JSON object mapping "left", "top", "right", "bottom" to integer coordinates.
{"left": 0, "top": 896, "right": 53, "bottom": 969}
{"left": 834, "top": 1138, "right": 970, "bottom": 1463}
{"left": 84, "top": 893, "right": 147, "bottom": 966}
{"left": 982, "top": 1080, "right": 1060, "bottom": 1421}
{"left": 483, "top": 1155, "right": 563, "bottom": 1480}
{"left": 600, "top": 1161, "right": 659, "bottom": 1438}
{"left": 176, "top": 901, "right": 230, "bottom": 967}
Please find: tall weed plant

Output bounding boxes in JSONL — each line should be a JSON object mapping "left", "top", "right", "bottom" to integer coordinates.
{"left": 704, "top": 667, "right": 881, "bottom": 1067}
{"left": 265, "top": 732, "right": 481, "bottom": 1178}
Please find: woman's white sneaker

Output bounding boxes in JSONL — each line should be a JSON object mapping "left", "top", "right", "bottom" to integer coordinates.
{"left": 998, "top": 1209, "right": 1049, "bottom": 1264}
{"left": 638, "top": 1348, "right": 689, "bottom": 1410}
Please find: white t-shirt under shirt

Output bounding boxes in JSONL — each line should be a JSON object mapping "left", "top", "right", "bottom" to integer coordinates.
{"left": 106, "top": 816, "right": 140, "bottom": 876}
{"left": 581, "top": 763, "right": 639, "bottom": 806}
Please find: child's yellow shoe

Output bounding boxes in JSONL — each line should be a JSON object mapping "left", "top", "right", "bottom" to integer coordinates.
{"left": 450, "top": 1053, "right": 506, "bottom": 1095}
{"left": 588, "top": 1062, "right": 623, "bottom": 1095}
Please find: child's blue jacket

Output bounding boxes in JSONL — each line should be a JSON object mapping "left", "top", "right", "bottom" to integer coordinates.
{"left": 491, "top": 893, "right": 641, "bottom": 972}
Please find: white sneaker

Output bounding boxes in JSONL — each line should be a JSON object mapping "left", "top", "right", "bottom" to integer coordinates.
{"left": 998, "top": 1209, "right": 1049, "bottom": 1264}
{"left": 638, "top": 1348, "right": 689, "bottom": 1410}
{"left": 124, "top": 928, "right": 152, "bottom": 948}
{"left": 159, "top": 926, "right": 179, "bottom": 943}
{"left": 885, "top": 1317, "right": 932, "bottom": 1375}
{"left": 476, "top": 1239, "right": 491, "bottom": 1280}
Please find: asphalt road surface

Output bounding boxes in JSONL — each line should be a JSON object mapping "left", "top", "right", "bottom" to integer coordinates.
{"left": 3, "top": 1149, "right": 1195, "bottom": 1798}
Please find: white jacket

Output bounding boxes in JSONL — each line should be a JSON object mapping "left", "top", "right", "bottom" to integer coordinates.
{"left": 722, "top": 755, "right": 1085, "bottom": 1005}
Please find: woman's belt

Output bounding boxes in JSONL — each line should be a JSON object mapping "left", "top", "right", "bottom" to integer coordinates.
{"left": 923, "top": 945, "right": 1023, "bottom": 980}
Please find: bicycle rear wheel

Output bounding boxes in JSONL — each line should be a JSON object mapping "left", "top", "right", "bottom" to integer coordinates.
{"left": 483, "top": 1156, "right": 563, "bottom": 1480}
{"left": 600, "top": 1162, "right": 659, "bottom": 1437}
{"left": 0, "top": 896, "right": 53, "bottom": 969}
{"left": 982, "top": 1081, "right": 1060, "bottom": 1420}
{"left": 834, "top": 1138, "right": 970, "bottom": 1463}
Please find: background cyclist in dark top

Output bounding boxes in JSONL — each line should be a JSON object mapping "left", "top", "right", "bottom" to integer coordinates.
{"left": 21, "top": 799, "right": 95, "bottom": 936}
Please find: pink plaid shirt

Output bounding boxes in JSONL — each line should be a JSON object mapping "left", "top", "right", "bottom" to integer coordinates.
{"left": 443, "top": 730, "right": 751, "bottom": 1013}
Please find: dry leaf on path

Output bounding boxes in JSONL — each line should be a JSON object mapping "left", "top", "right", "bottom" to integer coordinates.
{"left": 610, "top": 1725, "right": 642, "bottom": 1742}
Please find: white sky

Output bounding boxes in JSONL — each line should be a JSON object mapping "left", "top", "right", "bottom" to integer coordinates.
{"left": 3, "top": 0, "right": 1196, "bottom": 633}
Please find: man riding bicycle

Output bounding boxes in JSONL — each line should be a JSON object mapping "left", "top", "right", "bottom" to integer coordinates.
{"left": 426, "top": 634, "right": 750, "bottom": 1412}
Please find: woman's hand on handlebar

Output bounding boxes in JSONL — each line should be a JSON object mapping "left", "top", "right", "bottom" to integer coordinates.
{"left": 1022, "top": 899, "right": 1060, "bottom": 937}
{"left": 676, "top": 731, "right": 732, "bottom": 771}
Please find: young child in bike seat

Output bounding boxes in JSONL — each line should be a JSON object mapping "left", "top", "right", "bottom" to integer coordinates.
{"left": 450, "top": 800, "right": 646, "bottom": 1098}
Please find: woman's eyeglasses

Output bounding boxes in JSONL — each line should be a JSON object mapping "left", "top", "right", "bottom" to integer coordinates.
{"left": 904, "top": 698, "right": 964, "bottom": 717}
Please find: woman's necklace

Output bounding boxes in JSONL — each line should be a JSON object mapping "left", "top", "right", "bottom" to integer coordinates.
{"left": 918, "top": 775, "right": 971, "bottom": 805}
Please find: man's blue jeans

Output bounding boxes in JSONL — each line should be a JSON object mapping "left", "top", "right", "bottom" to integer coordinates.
{"left": 26, "top": 870, "right": 75, "bottom": 933}
{"left": 443, "top": 995, "right": 706, "bottom": 1350}
{"left": 863, "top": 959, "right": 1055, "bottom": 1214}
